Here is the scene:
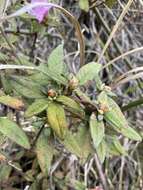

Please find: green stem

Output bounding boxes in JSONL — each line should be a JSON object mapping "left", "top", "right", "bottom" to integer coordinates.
{"left": 122, "top": 97, "right": 143, "bottom": 111}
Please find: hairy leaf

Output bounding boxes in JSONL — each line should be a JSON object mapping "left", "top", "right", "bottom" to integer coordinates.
{"left": 96, "top": 140, "right": 106, "bottom": 163}
{"left": 10, "top": 76, "right": 44, "bottom": 99}
{"left": 120, "top": 126, "right": 141, "bottom": 141}
{"left": 47, "top": 103, "right": 67, "bottom": 139}
{"left": 104, "top": 97, "right": 141, "bottom": 141}
{"left": 106, "top": 136, "right": 127, "bottom": 156}
{"left": 56, "top": 95, "right": 84, "bottom": 117}
{"left": 76, "top": 62, "right": 101, "bottom": 85}
{"left": 48, "top": 44, "right": 64, "bottom": 74}
{"left": 90, "top": 113, "right": 105, "bottom": 148}
{"left": 25, "top": 99, "right": 49, "bottom": 118}
{"left": 62, "top": 127, "right": 94, "bottom": 163}
{"left": 0, "top": 164, "right": 12, "bottom": 183}
{"left": 36, "top": 128, "right": 54, "bottom": 176}
{"left": 0, "top": 117, "right": 30, "bottom": 149}
{"left": 0, "top": 95, "right": 24, "bottom": 110}
{"left": 104, "top": 97, "right": 128, "bottom": 129}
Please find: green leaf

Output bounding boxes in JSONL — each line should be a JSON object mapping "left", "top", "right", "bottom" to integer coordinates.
{"left": 113, "top": 138, "right": 127, "bottom": 155}
{"left": 120, "top": 126, "right": 142, "bottom": 141}
{"left": 79, "top": 0, "right": 89, "bottom": 12}
{"left": 0, "top": 117, "right": 30, "bottom": 149}
{"left": 0, "top": 73, "right": 13, "bottom": 94}
{"left": 0, "top": 164, "right": 12, "bottom": 183}
{"left": 25, "top": 99, "right": 49, "bottom": 118}
{"left": 106, "top": 136, "right": 127, "bottom": 156}
{"left": 90, "top": 113, "right": 105, "bottom": 148}
{"left": 104, "top": 97, "right": 128, "bottom": 130}
{"left": 14, "top": 53, "right": 34, "bottom": 66}
{"left": 0, "top": 95, "right": 24, "bottom": 110}
{"left": 96, "top": 140, "right": 106, "bottom": 163}
{"left": 48, "top": 44, "right": 64, "bottom": 74}
{"left": 104, "top": 97, "right": 142, "bottom": 141}
{"left": 56, "top": 95, "right": 84, "bottom": 117}
{"left": 47, "top": 103, "right": 67, "bottom": 139}
{"left": 62, "top": 130, "right": 82, "bottom": 158}
{"left": 76, "top": 62, "right": 101, "bottom": 85}
{"left": 28, "top": 72, "right": 50, "bottom": 86}
{"left": 10, "top": 76, "right": 44, "bottom": 99}
{"left": 38, "top": 64, "right": 67, "bottom": 85}
{"left": 36, "top": 128, "right": 54, "bottom": 176}
{"left": 62, "top": 127, "right": 93, "bottom": 162}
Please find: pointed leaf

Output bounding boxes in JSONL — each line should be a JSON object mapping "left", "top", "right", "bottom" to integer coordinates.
{"left": 47, "top": 103, "right": 67, "bottom": 139}
{"left": 104, "top": 97, "right": 141, "bottom": 141}
{"left": 0, "top": 164, "right": 12, "bottom": 183}
{"left": 62, "top": 126, "right": 94, "bottom": 163}
{"left": 106, "top": 136, "right": 127, "bottom": 156}
{"left": 113, "top": 139, "right": 127, "bottom": 155}
{"left": 90, "top": 113, "right": 105, "bottom": 148}
{"left": 36, "top": 128, "right": 54, "bottom": 176}
{"left": 104, "top": 97, "right": 128, "bottom": 129}
{"left": 38, "top": 64, "right": 67, "bottom": 85}
{"left": 48, "top": 44, "right": 64, "bottom": 74}
{"left": 56, "top": 95, "right": 84, "bottom": 117}
{"left": 76, "top": 62, "right": 101, "bottom": 85}
{"left": 10, "top": 76, "right": 44, "bottom": 98}
{"left": 120, "top": 126, "right": 142, "bottom": 141}
{"left": 96, "top": 140, "right": 106, "bottom": 163}
{"left": 25, "top": 99, "right": 49, "bottom": 118}
{"left": 62, "top": 130, "right": 82, "bottom": 158}
{"left": 0, "top": 95, "right": 24, "bottom": 110}
{"left": 0, "top": 117, "right": 30, "bottom": 149}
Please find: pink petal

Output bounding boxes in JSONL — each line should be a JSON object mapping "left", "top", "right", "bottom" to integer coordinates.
{"left": 30, "top": 0, "right": 52, "bottom": 23}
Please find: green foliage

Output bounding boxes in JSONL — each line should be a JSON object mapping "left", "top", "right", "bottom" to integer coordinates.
{"left": 62, "top": 126, "right": 93, "bottom": 163}
{"left": 36, "top": 128, "right": 54, "bottom": 176}
{"left": 0, "top": 2, "right": 142, "bottom": 189}
{"left": 56, "top": 95, "right": 85, "bottom": 117}
{"left": 48, "top": 44, "right": 65, "bottom": 75}
{"left": 0, "top": 117, "right": 30, "bottom": 149}
{"left": 76, "top": 62, "right": 101, "bottom": 85}
{"left": 25, "top": 99, "right": 49, "bottom": 118}
{"left": 0, "top": 95, "right": 24, "bottom": 110}
{"left": 47, "top": 102, "right": 67, "bottom": 139}
{"left": 96, "top": 140, "right": 106, "bottom": 163}
{"left": 90, "top": 113, "right": 105, "bottom": 148}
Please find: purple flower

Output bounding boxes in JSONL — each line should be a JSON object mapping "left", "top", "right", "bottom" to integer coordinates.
{"left": 30, "top": 0, "right": 52, "bottom": 23}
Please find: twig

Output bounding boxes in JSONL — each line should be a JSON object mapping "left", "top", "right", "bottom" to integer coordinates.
{"left": 31, "top": 124, "right": 45, "bottom": 147}
{"left": 102, "top": 46, "right": 143, "bottom": 69}
{"left": 94, "top": 153, "right": 109, "bottom": 190}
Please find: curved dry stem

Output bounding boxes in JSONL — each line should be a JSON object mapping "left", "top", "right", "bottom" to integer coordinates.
{"left": 113, "top": 66, "right": 143, "bottom": 83}
{"left": 111, "top": 72, "right": 143, "bottom": 89}
{"left": 102, "top": 46, "right": 143, "bottom": 69}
